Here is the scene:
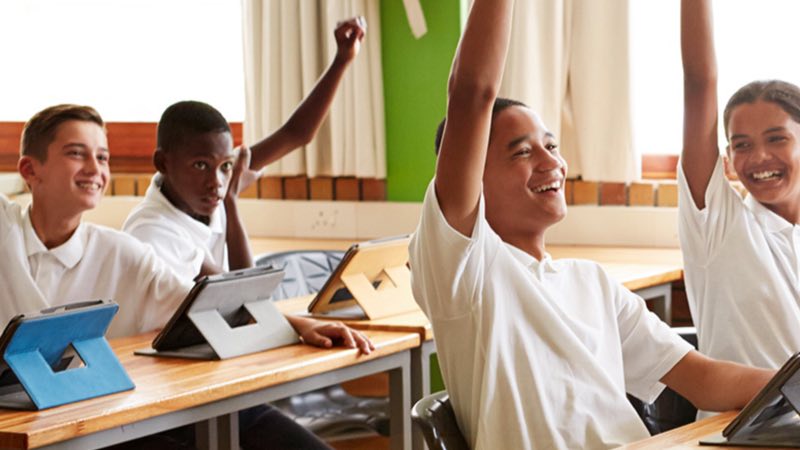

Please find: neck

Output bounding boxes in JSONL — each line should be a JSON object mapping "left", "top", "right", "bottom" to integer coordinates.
{"left": 29, "top": 202, "right": 81, "bottom": 249}
{"left": 768, "top": 203, "right": 800, "bottom": 226}
{"left": 160, "top": 181, "right": 210, "bottom": 225}
{"left": 504, "top": 231, "right": 547, "bottom": 261}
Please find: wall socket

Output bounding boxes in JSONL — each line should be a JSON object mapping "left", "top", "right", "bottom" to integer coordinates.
{"left": 292, "top": 202, "right": 357, "bottom": 238}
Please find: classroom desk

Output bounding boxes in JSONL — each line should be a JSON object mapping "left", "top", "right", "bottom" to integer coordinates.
{"left": 0, "top": 330, "right": 419, "bottom": 450}
{"left": 617, "top": 410, "right": 796, "bottom": 449}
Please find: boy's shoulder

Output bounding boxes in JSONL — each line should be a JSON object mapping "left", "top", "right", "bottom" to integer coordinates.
{"left": 83, "top": 222, "right": 153, "bottom": 261}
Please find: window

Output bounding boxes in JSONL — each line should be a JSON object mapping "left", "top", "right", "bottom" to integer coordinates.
{"left": 631, "top": 0, "right": 800, "bottom": 155}
{"left": 0, "top": 0, "right": 244, "bottom": 122}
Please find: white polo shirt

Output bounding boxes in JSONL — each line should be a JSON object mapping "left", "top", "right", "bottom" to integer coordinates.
{"left": 0, "top": 195, "right": 191, "bottom": 338}
{"left": 409, "top": 181, "right": 692, "bottom": 450}
{"left": 679, "top": 157, "right": 800, "bottom": 369}
{"left": 122, "top": 174, "right": 227, "bottom": 281}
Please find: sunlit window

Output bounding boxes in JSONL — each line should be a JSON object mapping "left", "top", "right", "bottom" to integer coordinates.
{"left": 631, "top": 0, "right": 800, "bottom": 154}
{"left": 0, "top": 0, "right": 244, "bottom": 122}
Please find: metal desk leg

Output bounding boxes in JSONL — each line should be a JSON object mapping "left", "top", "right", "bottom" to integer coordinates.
{"left": 411, "top": 340, "right": 437, "bottom": 450}
{"left": 195, "top": 413, "right": 238, "bottom": 450}
{"left": 635, "top": 283, "right": 673, "bottom": 325}
{"left": 389, "top": 353, "right": 412, "bottom": 450}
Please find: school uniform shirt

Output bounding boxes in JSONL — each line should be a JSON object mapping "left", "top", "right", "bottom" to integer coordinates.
{"left": 679, "top": 157, "right": 800, "bottom": 369}
{"left": 0, "top": 194, "right": 191, "bottom": 338}
{"left": 122, "top": 174, "right": 227, "bottom": 281}
{"left": 409, "top": 180, "right": 692, "bottom": 450}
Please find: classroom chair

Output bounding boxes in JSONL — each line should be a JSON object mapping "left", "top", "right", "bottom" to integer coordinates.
{"left": 411, "top": 391, "right": 470, "bottom": 450}
{"left": 628, "top": 327, "right": 698, "bottom": 435}
{"left": 256, "top": 251, "right": 390, "bottom": 438}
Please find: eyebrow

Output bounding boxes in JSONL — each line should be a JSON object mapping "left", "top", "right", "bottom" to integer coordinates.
{"left": 507, "top": 132, "right": 555, "bottom": 150}
{"left": 763, "top": 126, "right": 787, "bottom": 135}
{"left": 62, "top": 143, "right": 109, "bottom": 153}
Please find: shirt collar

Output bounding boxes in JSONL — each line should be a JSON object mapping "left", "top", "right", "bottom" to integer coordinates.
{"left": 504, "top": 242, "right": 558, "bottom": 275}
{"left": 744, "top": 194, "right": 794, "bottom": 234}
{"left": 22, "top": 206, "right": 85, "bottom": 268}
{"left": 149, "top": 173, "right": 225, "bottom": 234}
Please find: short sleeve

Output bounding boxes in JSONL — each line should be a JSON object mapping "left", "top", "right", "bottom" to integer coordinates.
{"left": 678, "top": 156, "right": 745, "bottom": 264}
{"left": 126, "top": 222, "right": 205, "bottom": 281}
{"left": 409, "top": 179, "right": 502, "bottom": 319}
{"left": 614, "top": 283, "right": 693, "bottom": 403}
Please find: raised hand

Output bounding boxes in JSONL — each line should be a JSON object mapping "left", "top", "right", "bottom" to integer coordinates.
{"left": 334, "top": 16, "right": 367, "bottom": 64}
{"left": 225, "top": 146, "right": 258, "bottom": 200}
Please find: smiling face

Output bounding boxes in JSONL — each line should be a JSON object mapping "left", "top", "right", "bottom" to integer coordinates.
{"left": 156, "top": 131, "right": 235, "bottom": 221}
{"left": 22, "top": 120, "right": 110, "bottom": 216}
{"left": 727, "top": 100, "right": 800, "bottom": 222}
{"left": 483, "top": 106, "right": 568, "bottom": 240}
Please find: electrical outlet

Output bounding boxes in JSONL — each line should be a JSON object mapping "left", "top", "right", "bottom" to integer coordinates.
{"left": 293, "top": 202, "right": 357, "bottom": 238}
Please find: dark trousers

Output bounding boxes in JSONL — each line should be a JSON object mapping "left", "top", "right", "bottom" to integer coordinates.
{"left": 104, "top": 404, "right": 332, "bottom": 450}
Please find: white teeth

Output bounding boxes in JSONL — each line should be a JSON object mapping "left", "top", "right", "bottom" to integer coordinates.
{"left": 77, "top": 182, "right": 101, "bottom": 191}
{"left": 533, "top": 180, "right": 562, "bottom": 193}
{"left": 752, "top": 170, "right": 781, "bottom": 181}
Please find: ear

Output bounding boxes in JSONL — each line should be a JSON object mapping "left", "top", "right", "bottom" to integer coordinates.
{"left": 153, "top": 148, "right": 167, "bottom": 174}
{"left": 17, "top": 156, "right": 38, "bottom": 189}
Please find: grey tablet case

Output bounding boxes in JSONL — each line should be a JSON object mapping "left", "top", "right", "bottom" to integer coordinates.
{"left": 136, "top": 266, "right": 299, "bottom": 360}
{"left": 700, "top": 352, "right": 800, "bottom": 447}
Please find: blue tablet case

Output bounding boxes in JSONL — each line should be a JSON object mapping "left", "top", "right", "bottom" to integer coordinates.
{"left": 0, "top": 300, "right": 134, "bottom": 410}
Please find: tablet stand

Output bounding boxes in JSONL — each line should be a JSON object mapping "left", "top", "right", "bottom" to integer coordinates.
{"left": 339, "top": 263, "right": 420, "bottom": 320}
{"left": 137, "top": 299, "right": 299, "bottom": 360}
{"left": 0, "top": 303, "right": 134, "bottom": 410}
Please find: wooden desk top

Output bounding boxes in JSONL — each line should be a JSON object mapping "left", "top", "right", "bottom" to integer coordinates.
{"left": 618, "top": 411, "right": 796, "bottom": 449}
{"left": 0, "top": 330, "right": 419, "bottom": 449}
{"left": 250, "top": 238, "right": 684, "bottom": 292}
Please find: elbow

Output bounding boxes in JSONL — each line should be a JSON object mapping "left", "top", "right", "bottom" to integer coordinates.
{"left": 448, "top": 76, "right": 500, "bottom": 114}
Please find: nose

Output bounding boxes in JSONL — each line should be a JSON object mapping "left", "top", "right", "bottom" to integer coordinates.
{"left": 534, "top": 147, "right": 563, "bottom": 172}
{"left": 82, "top": 154, "right": 100, "bottom": 175}
{"left": 750, "top": 142, "right": 772, "bottom": 164}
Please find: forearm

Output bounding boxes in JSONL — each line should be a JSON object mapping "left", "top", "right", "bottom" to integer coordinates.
{"left": 249, "top": 56, "right": 350, "bottom": 170}
{"left": 224, "top": 197, "right": 253, "bottom": 270}
{"left": 681, "top": 0, "right": 717, "bottom": 86}
{"left": 663, "top": 352, "right": 774, "bottom": 412}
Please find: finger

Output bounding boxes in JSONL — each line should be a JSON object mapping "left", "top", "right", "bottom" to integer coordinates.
{"left": 333, "top": 324, "right": 357, "bottom": 349}
{"left": 304, "top": 332, "right": 333, "bottom": 349}
{"left": 353, "top": 331, "right": 373, "bottom": 355}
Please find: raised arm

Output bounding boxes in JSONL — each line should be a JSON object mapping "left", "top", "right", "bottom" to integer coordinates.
{"left": 435, "top": 0, "right": 514, "bottom": 236}
{"left": 247, "top": 17, "right": 366, "bottom": 171}
{"left": 681, "top": 0, "right": 720, "bottom": 209}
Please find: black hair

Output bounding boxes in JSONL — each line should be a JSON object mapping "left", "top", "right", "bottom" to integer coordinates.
{"left": 723, "top": 80, "right": 800, "bottom": 139}
{"left": 157, "top": 100, "right": 231, "bottom": 152}
{"left": 434, "top": 97, "right": 528, "bottom": 154}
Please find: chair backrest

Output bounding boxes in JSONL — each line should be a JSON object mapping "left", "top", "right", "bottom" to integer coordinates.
{"left": 411, "top": 391, "right": 469, "bottom": 450}
{"left": 629, "top": 326, "right": 699, "bottom": 435}
{"left": 255, "top": 250, "right": 345, "bottom": 300}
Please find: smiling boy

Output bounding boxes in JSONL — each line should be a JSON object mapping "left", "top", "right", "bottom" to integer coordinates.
{"left": 408, "top": 0, "right": 775, "bottom": 448}
{"left": 0, "top": 104, "right": 191, "bottom": 339}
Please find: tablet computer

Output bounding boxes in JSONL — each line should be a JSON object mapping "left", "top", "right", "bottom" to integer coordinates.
{"left": 0, "top": 300, "right": 132, "bottom": 410}
{"left": 307, "top": 234, "right": 418, "bottom": 320}
{"left": 700, "top": 352, "right": 800, "bottom": 447}
{"left": 142, "top": 265, "right": 299, "bottom": 360}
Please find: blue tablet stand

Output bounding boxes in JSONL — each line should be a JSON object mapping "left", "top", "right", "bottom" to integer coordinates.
{"left": 0, "top": 301, "right": 134, "bottom": 410}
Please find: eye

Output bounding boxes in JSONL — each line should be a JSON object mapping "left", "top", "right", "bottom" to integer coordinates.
{"left": 513, "top": 147, "right": 532, "bottom": 158}
{"left": 220, "top": 161, "right": 234, "bottom": 172}
{"left": 192, "top": 161, "right": 208, "bottom": 170}
{"left": 545, "top": 143, "right": 559, "bottom": 153}
{"left": 768, "top": 135, "right": 788, "bottom": 144}
{"left": 97, "top": 152, "right": 110, "bottom": 163}
{"left": 732, "top": 141, "right": 751, "bottom": 152}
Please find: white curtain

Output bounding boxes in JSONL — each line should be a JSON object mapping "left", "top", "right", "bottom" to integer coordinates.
{"left": 242, "top": 0, "right": 386, "bottom": 178}
{"left": 499, "top": 0, "right": 639, "bottom": 182}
